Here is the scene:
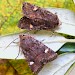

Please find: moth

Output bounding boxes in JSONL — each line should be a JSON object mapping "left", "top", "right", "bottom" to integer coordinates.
{"left": 19, "top": 35, "right": 57, "bottom": 74}
{"left": 18, "top": 2, "right": 60, "bottom": 30}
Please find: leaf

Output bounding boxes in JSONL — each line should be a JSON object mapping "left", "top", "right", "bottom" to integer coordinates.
{"left": 57, "top": 43, "right": 75, "bottom": 54}
{"left": 47, "top": 8, "right": 75, "bottom": 36}
{"left": 56, "top": 22, "right": 75, "bottom": 36}
{"left": 6, "top": 66, "right": 16, "bottom": 75}
{"left": 24, "top": 0, "right": 75, "bottom": 11}
{"left": 0, "top": 59, "right": 10, "bottom": 75}
{"left": 65, "top": 62, "right": 75, "bottom": 75}
{"left": 38, "top": 53, "right": 75, "bottom": 75}
{"left": 9, "top": 59, "right": 33, "bottom": 75}
{"left": 57, "top": 33, "right": 75, "bottom": 39}
{"left": 0, "top": 0, "right": 24, "bottom": 36}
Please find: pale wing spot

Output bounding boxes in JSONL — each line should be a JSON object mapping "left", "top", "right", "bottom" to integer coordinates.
{"left": 45, "top": 48, "right": 49, "bottom": 53}
{"left": 30, "top": 61, "right": 34, "bottom": 65}
{"left": 33, "top": 6, "right": 38, "bottom": 11}
{"left": 30, "top": 24, "right": 33, "bottom": 29}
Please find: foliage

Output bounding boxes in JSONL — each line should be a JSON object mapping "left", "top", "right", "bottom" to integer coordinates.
{"left": 0, "top": 59, "right": 33, "bottom": 75}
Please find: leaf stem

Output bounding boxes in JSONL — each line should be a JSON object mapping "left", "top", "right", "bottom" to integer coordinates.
{"left": 44, "top": 39, "right": 75, "bottom": 43}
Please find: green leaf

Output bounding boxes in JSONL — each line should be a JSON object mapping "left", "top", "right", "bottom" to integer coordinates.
{"left": 65, "top": 62, "right": 75, "bottom": 75}
{"left": 0, "top": 59, "right": 10, "bottom": 75}
{"left": 57, "top": 43, "right": 75, "bottom": 54}
{"left": 9, "top": 59, "right": 33, "bottom": 75}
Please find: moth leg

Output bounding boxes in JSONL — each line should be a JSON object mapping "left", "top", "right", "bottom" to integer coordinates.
{"left": 15, "top": 46, "right": 21, "bottom": 59}
{"left": 41, "top": 39, "right": 45, "bottom": 42}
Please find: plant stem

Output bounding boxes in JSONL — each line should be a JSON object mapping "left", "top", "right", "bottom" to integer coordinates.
{"left": 44, "top": 39, "right": 75, "bottom": 43}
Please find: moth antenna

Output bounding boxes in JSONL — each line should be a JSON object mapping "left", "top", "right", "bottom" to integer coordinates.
{"left": 4, "top": 38, "right": 19, "bottom": 50}
{"left": 13, "top": 42, "right": 19, "bottom": 45}
{"left": 15, "top": 45, "right": 21, "bottom": 59}
{"left": 41, "top": 39, "right": 45, "bottom": 42}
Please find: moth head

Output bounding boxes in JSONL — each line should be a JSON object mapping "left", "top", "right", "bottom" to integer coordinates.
{"left": 18, "top": 16, "right": 33, "bottom": 30}
{"left": 22, "top": 2, "right": 39, "bottom": 19}
{"left": 19, "top": 35, "right": 35, "bottom": 44}
{"left": 19, "top": 35, "right": 29, "bottom": 49}
{"left": 19, "top": 35, "right": 34, "bottom": 50}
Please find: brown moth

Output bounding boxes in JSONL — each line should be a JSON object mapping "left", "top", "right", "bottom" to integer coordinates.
{"left": 18, "top": 2, "right": 60, "bottom": 30}
{"left": 19, "top": 35, "right": 57, "bottom": 74}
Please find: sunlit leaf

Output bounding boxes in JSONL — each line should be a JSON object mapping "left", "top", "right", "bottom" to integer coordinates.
{"left": 6, "top": 66, "right": 16, "bottom": 75}
{"left": 0, "top": 59, "right": 10, "bottom": 75}
{"left": 9, "top": 59, "right": 33, "bottom": 75}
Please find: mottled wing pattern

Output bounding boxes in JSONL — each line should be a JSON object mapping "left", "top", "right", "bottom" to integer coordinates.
{"left": 18, "top": 2, "right": 60, "bottom": 30}
{"left": 19, "top": 35, "right": 57, "bottom": 74}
